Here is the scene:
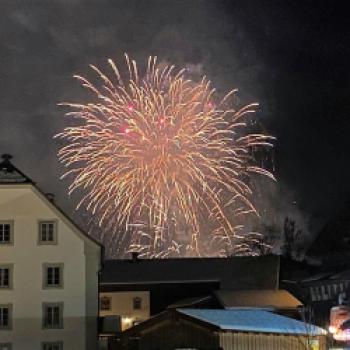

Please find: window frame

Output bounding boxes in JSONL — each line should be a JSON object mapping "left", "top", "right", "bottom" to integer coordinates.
{"left": 0, "top": 304, "right": 12, "bottom": 330}
{"left": 41, "top": 341, "right": 63, "bottom": 350}
{"left": 133, "top": 297, "right": 142, "bottom": 310}
{"left": 42, "top": 302, "right": 64, "bottom": 329}
{"left": 38, "top": 220, "right": 58, "bottom": 245}
{"left": 43, "top": 263, "right": 64, "bottom": 289}
{"left": 0, "top": 264, "right": 14, "bottom": 290}
{"left": 0, "top": 221, "right": 14, "bottom": 246}
{"left": 100, "top": 296, "right": 112, "bottom": 311}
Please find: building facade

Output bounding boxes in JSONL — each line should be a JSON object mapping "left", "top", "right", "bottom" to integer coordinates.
{"left": 99, "top": 291, "right": 150, "bottom": 331}
{"left": 98, "top": 254, "right": 280, "bottom": 337}
{"left": 0, "top": 155, "right": 102, "bottom": 350}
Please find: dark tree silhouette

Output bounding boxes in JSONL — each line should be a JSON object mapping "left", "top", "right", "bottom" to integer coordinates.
{"left": 282, "top": 217, "right": 302, "bottom": 259}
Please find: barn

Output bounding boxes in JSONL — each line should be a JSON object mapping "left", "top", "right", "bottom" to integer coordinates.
{"left": 119, "top": 308, "right": 327, "bottom": 350}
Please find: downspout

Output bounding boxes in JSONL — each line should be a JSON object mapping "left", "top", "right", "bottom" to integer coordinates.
{"left": 276, "top": 255, "right": 281, "bottom": 289}
{"left": 97, "top": 244, "right": 105, "bottom": 347}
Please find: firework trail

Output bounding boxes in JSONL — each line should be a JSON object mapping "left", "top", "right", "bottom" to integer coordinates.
{"left": 56, "top": 55, "right": 275, "bottom": 257}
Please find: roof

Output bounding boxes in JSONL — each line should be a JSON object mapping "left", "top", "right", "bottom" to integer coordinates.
{"left": 33, "top": 185, "right": 104, "bottom": 249}
{"left": 100, "top": 255, "right": 279, "bottom": 290}
{"left": 298, "top": 272, "right": 335, "bottom": 283}
{"left": 0, "top": 154, "right": 103, "bottom": 250}
{"left": 0, "top": 154, "right": 33, "bottom": 184}
{"left": 279, "top": 256, "right": 321, "bottom": 281}
{"left": 167, "top": 295, "right": 213, "bottom": 308}
{"left": 215, "top": 289, "right": 303, "bottom": 309}
{"left": 329, "top": 269, "right": 350, "bottom": 280}
{"left": 178, "top": 309, "right": 327, "bottom": 335}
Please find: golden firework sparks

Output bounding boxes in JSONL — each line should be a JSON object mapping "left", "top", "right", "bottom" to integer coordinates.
{"left": 56, "top": 54, "right": 275, "bottom": 257}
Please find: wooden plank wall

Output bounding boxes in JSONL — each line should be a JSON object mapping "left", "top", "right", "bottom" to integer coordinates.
{"left": 139, "top": 318, "right": 219, "bottom": 350}
{"left": 219, "top": 332, "right": 327, "bottom": 350}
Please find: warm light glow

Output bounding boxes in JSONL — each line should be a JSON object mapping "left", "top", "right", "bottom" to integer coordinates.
{"left": 56, "top": 54, "right": 275, "bottom": 257}
{"left": 121, "top": 316, "right": 134, "bottom": 331}
{"left": 329, "top": 325, "right": 337, "bottom": 334}
{"left": 122, "top": 316, "right": 133, "bottom": 324}
{"left": 334, "top": 329, "right": 350, "bottom": 341}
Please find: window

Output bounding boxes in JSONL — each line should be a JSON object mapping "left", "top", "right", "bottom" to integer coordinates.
{"left": 43, "top": 264, "right": 63, "bottom": 289}
{"left": 42, "top": 341, "right": 63, "bottom": 350}
{"left": 42, "top": 303, "right": 63, "bottom": 329}
{"left": 100, "top": 296, "right": 111, "bottom": 311}
{"left": 133, "top": 297, "right": 142, "bottom": 310}
{"left": 0, "top": 304, "right": 12, "bottom": 330}
{"left": 0, "top": 222, "right": 13, "bottom": 245}
{"left": 0, "top": 265, "right": 13, "bottom": 289}
{"left": 0, "top": 344, "right": 12, "bottom": 350}
{"left": 39, "top": 221, "right": 57, "bottom": 244}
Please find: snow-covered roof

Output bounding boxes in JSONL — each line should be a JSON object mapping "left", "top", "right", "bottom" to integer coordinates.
{"left": 178, "top": 309, "right": 327, "bottom": 335}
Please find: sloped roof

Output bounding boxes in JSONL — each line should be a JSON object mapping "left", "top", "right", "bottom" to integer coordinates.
{"left": 32, "top": 186, "right": 103, "bottom": 249}
{"left": 299, "top": 272, "right": 334, "bottom": 283}
{"left": 100, "top": 255, "right": 279, "bottom": 290}
{"left": 0, "top": 154, "right": 102, "bottom": 250}
{"left": 178, "top": 309, "right": 327, "bottom": 335}
{"left": 215, "top": 289, "right": 302, "bottom": 309}
{"left": 0, "top": 154, "right": 33, "bottom": 183}
{"left": 287, "top": 269, "right": 350, "bottom": 285}
{"left": 167, "top": 295, "right": 212, "bottom": 308}
{"left": 329, "top": 269, "right": 350, "bottom": 280}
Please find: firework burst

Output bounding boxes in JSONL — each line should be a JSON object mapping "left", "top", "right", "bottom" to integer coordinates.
{"left": 56, "top": 55, "right": 275, "bottom": 257}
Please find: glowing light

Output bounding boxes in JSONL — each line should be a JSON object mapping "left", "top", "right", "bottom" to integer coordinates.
{"left": 334, "top": 329, "right": 350, "bottom": 341}
{"left": 121, "top": 316, "right": 134, "bottom": 331}
{"left": 56, "top": 54, "right": 275, "bottom": 257}
{"left": 329, "top": 325, "right": 337, "bottom": 334}
{"left": 122, "top": 316, "right": 133, "bottom": 324}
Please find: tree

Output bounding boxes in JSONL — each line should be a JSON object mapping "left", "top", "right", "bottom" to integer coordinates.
{"left": 282, "top": 217, "right": 302, "bottom": 259}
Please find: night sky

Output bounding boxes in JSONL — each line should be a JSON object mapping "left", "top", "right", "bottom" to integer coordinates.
{"left": 1, "top": 1, "right": 349, "bottom": 243}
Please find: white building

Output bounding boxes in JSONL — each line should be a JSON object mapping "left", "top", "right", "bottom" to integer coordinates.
{"left": 0, "top": 154, "right": 102, "bottom": 350}
{"left": 99, "top": 291, "right": 150, "bottom": 332}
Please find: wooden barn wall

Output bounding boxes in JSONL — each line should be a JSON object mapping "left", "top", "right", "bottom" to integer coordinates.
{"left": 120, "top": 314, "right": 327, "bottom": 350}
{"left": 138, "top": 318, "right": 219, "bottom": 350}
{"left": 219, "top": 332, "right": 327, "bottom": 350}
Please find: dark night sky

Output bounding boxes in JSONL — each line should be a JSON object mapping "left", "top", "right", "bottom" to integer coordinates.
{"left": 0, "top": 0, "right": 349, "bottom": 241}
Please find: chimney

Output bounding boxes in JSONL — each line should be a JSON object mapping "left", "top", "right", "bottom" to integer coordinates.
{"left": 131, "top": 252, "right": 139, "bottom": 262}
{"left": 45, "top": 193, "right": 55, "bottom": 203}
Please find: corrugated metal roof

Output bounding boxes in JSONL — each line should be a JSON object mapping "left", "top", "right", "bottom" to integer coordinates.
{"left": 215, "top": 289, "right": 302, "bottom": 309}
{"left": 178, "top": 309, "right": 327, "bottom": 335}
